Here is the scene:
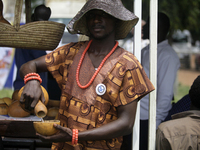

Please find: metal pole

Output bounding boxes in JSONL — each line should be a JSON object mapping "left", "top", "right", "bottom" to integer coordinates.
{"left": 132, "top": 0, "right": 142, "bottom": 150}
{"left": 148, "top": 0, "right": 157, "bottom": 149}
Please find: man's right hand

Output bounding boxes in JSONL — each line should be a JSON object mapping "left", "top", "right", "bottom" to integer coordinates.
{"left": 19, "top": 80, "right": 45, "bottom": 112}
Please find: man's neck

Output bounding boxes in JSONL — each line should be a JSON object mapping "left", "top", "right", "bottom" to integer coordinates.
{"left": 89, "top": 38, "right": 116, "bottom": 55}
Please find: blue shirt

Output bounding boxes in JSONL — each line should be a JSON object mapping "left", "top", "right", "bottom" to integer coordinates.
{"left": 140, "top": 40, "right": 180, "bottom": 128}
{"left": 13, "top": 48, "right": 47, "bottom": 90}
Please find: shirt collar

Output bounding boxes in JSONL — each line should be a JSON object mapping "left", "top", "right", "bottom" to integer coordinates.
{"left": 172, "top": 110, "right": 200, "bottom": 119}
{"left": 142, "top": 39, "right": 168, "bottom": 51}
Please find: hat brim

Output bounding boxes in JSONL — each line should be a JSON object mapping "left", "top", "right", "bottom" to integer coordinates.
{"left": 67, "top": 0, "right": 139, "bottom": 40}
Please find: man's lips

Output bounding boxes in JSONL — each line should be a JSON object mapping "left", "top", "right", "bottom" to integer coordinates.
{"left": 92, "top": 25, "right": 104, "bottom": 31}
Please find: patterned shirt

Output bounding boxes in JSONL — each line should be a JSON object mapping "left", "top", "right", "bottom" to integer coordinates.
{"left": 45, "top": 41, "right": 154, "bottom": 150}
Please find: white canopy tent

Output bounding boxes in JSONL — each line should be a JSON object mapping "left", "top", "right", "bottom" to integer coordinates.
{"left": 133, "top": 0, "right": 157, "bottom": 150}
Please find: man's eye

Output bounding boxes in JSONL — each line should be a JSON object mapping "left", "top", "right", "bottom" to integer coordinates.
{"left": 86, "top": 12, "right": 110, "bottom": 19}
{"left": 87, "top": 14, "right": 95, "bottom": 18}
{"left": 101, "top": 13, "right": 108, "bottom": 17}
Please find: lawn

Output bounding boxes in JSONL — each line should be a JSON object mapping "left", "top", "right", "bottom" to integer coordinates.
{"left": 174, "top": 83, "right": 190, "bottom": 103}
{"left": 0, "top": 88, "right": 13, "bottom": 99}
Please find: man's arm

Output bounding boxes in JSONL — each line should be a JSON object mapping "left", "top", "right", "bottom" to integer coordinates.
{"left": 19, "top": 55, "right": 47, "bottom": 79}
{"left": 19, "top": 55, "right": 48, "bottom": 110}
{"left": 156, "top": 54, "right": 179, "bottom": 128}
{"left": 78, "top": 99, "right": 138, "bottom": 141}
{"left": 37, "top": 99, "right": 138, "bottom": 142}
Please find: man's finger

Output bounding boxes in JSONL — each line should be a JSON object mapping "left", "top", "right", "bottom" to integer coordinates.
{"left": 41, "top": 91, "right": 46, "bottom": 104}
{"left": 53, "top": 124, "right": 63, "bottom": 130}
{"left": 31, "top": 98, "right": 38, "bottom": 107}
{"left": 36, "top": 132, "right": 60, "bottom": 142}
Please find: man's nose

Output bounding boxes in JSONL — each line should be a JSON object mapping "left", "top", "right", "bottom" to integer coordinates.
{"left": 93, "top": 14, "right": 102, "bottom": 22}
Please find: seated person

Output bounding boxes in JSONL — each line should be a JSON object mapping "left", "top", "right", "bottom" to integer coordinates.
{"left": 164, "top": 94, "right": 191, "bottom": 121}
{"left": 156, "top": 75, "right": 200, "bottom": 150}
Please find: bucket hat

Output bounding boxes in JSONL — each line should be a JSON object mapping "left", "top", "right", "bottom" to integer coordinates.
{"left": 67, "top": 0, "right": 139, "bottom": 40}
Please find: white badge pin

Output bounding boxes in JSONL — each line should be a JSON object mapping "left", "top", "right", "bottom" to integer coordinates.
{"left": 96, "top": 83, "right": 106, "bottom": 96}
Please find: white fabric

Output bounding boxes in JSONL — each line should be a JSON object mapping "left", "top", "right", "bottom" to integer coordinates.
{"left": 122, "top": 38, "right": 149, "bottom": 53}
{"left": 140, "top": 40, "right": 180, "bottom": 128}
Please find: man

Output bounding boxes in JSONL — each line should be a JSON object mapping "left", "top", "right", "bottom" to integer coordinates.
{"left": 31, "top": 4, "right": 51, "bottom": 21}
{"left": 140, "top": 12, "right": 180, "bottom": 150}
{"left": 13, "top": 4, "right": 51, "bottom": 91}
{"left": 19, "top": 0, "right": 154, "bottom": 149}
{"left": 156, "top": 75, "right": 200, "bottom": 150}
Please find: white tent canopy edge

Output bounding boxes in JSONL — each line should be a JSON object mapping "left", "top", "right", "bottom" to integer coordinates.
{"left": 132, "top": 0, "right": 158, "bottom": 150}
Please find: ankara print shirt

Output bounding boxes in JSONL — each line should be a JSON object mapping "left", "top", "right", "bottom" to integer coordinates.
{"left": 45, "top": 41, "right": 154, "bottom": 150}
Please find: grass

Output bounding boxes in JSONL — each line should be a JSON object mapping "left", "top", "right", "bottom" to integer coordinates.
{"left": 174, "top": 83, "right": 190, "bottom": 103}
{"left": 0, "top": 88, "right": 13, "bottom": 99}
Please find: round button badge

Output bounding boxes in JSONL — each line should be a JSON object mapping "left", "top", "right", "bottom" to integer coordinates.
{"left": 96, "top": 83, "right": 106, "bottom": 96}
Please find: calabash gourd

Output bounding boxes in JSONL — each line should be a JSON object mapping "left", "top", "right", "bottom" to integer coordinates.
{"left": 8, "top": 100, "right": 30, "bottom": 117}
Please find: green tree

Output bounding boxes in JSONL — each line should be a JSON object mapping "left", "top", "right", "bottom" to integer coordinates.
{"left": 122, "top": 0, "right": 200, "bottom": 44}
{"left": 159, "top": 0, "right": 200, "bottom": 44}
{"left": 31, "top": 0, "right": 45, "bottom": 13}
{"left": 122, "top": 0, "right": 133, "bottom": 13}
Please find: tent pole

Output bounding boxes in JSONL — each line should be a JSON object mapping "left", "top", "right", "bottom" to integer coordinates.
{"left": 132, "top": 0, "right": 142, "bottom": 150}
{"left": 148, "top": 0, "right": 158, "bottom": 149}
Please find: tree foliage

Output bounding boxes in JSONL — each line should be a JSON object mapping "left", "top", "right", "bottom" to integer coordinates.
{"left": 30, "top": 0, "right": 45, "bottom": 13}
{"left": 122, "top": 0, "right": 200, "bottom": 43}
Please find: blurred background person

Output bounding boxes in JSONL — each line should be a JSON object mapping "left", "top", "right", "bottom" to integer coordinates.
{"left": 13, "top": 4, "right": 51, "bottom": 91}
{"left": 121, "top": 20, "right": 149, "bottom": 54}
{"left": 140, "top": 12, "right": 180, "bottom": 150}
{"left": 156, "top": 75, "right": 200, "bottom": 150}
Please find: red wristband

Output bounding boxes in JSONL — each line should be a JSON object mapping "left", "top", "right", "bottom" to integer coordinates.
{"left": 24, "top": 76, "right": 42, "bottom": 84}
{"left": 24, "top": 73, "right": 40, "bottom": 79}
{"left": 75, "top": 129, "right": 78, "bottom": 145}
{"left": 72, "top": 129, "right": 75, "bottom": 145}
{"left": 72, "top": 129, "right": 78, "bottom": 145}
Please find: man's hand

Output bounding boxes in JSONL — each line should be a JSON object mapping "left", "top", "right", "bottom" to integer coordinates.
{"left": 19, "top": 80, "right": 45, "bottom": 111}
{"left": 36, "top": 124, "right": 72, "bottom": 143}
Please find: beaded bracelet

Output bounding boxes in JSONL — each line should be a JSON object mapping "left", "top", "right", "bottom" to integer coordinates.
{"left": 24, "top": 76, "right": 42, "bottom": 84}
{"left": 72, "top": 129, "right": 75, "bottom": 145}
{"left": 72, "top": 129, "right": 78, "bottom": 145}
{"left": 24, "top": 73, "right": 42, "bottom": 84}
{"left": 75, "top": 129, "right": 78, "bottom": 145}
{"left": 24, "top": 73, "right": 40, "bottom": 79}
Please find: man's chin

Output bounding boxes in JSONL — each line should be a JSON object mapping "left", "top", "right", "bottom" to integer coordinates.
{"left": 90, "top": 31, "right": 114, "bottom": 40}
{"left": 90, "top": 35, "right": 105, "bottom": 40}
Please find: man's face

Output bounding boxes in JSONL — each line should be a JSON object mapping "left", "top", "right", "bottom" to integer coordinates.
{"left": 86, "top": 10, "right": 116, "bottom": 40}
{"left": 34, "top": 9, "right": 50, "bottom": 21}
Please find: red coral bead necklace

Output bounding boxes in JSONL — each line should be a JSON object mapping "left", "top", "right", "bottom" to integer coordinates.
{"left": 76, "top": 40, "right": 119, "bottom": 89}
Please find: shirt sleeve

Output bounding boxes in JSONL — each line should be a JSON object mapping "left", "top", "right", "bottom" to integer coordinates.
{"left": 108, "top": 52, "right": 155, "bottom": 107}
{"left": 156, "top": 127, "right": 172, "bottom": 150}
{"left": 156, "top": 53, "right": 180, "bottom": 127}
{"left": 45, "top": 43, "right": 76, "bottom": 89}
